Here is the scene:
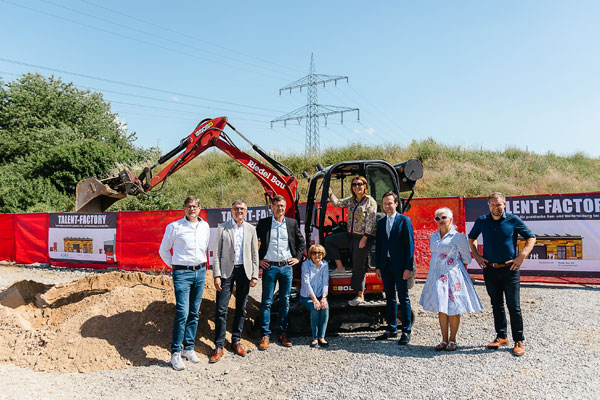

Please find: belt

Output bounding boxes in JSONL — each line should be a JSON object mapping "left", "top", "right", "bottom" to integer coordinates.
{"left": 234, "top": 264, "right": 244, "bottom": 268}
{"left": 172, "top": 263, "right": 205, "bottom": 271}
{"left": 270, "top": 261, "right": 289, "bottom": 266}
{"left": 484, "top": 261, "right": 510, "bottom": 269}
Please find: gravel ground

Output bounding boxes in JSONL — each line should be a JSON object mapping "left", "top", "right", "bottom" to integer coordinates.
{"left": 1, "top": 263, "right": 599, "bottom": 400}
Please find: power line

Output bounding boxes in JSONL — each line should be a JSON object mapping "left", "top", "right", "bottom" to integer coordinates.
{"left": 79, "top": 84, "right": 278, "bottom": 118}
{"left": 36, "top": 0, "right": 297, "bottom": 81}
{"left": 77, "top": 0, "right": 304, "bottom": 76}
{"left": 1, "top": 0, "right": 291, "bottom": 81}
{"left": 271, "top": 54, "right": 359, "bottom": 156}
{"left": 0, "top": 57, "right": 285, "bottom": 113}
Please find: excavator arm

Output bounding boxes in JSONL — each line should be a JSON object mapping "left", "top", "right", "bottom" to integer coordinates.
{"left": 75, "top": 116, "right": 298, "bottom": 217}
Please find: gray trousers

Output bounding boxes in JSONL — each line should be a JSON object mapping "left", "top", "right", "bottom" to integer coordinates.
{"left": 324, "top": 231, "right": 374, "bottom": 291}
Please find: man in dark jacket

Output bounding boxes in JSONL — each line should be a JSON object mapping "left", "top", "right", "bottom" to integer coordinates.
{"left": 256, "top": 195, "right": 305, "bottom": 350}
{"left": 375, "top": 191, "right": 415, "bottom": 345}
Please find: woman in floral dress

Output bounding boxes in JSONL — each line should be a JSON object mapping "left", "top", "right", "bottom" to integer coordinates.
{"left": 419, "top": 207, "right": 482, "bottom": 351}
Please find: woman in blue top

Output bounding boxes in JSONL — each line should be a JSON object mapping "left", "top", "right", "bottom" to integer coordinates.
{"left": 300, "top": 244, "right": 330, "bottom": 348}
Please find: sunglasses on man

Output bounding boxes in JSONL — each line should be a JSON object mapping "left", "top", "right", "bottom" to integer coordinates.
{"left": 434, "top": 215, "right": 448, "bottom": 221}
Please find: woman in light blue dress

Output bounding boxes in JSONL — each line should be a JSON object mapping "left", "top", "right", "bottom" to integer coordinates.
{"left": 419, "top": 207, "right": 482, "bottom": 351}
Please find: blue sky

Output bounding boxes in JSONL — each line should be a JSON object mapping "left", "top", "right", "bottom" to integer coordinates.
{"left": 1, "top": 0, "right": 599, "bottom": 157}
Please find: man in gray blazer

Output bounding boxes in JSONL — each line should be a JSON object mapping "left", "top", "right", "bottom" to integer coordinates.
{"left": 210, "top": 199, "right": 259, "bottom": 363}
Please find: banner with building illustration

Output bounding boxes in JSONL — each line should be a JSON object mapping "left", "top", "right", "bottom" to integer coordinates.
{"left": 48, "top": 213, "right": 118, "bottom": 264}
{"left": 465, "top": 193, "right": 600, "bottom": 277}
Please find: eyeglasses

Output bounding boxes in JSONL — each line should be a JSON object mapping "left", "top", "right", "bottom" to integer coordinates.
{"left": 434, "top": 215, "right": 448, "bottom": 221}
{"left": 185, "top": 205, "right": 199, "bottom": 210}
{"left": 351, "top": 182, "right": 365, "bottom": 187}
{"left": 232, "top": 207, "right": 247, "bottom": 211}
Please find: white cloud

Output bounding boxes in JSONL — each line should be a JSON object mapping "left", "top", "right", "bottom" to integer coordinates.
{"left": 353, "top": 127, "right": 376, "bottom": 135}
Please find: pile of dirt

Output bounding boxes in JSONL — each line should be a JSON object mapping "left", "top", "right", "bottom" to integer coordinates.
{"left": 0, "top": 271, "right": 260, "bottom": 372}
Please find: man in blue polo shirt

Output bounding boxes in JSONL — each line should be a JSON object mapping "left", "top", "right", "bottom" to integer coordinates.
{"left": 468, "top": 192, "right": 536, "bottom": 356}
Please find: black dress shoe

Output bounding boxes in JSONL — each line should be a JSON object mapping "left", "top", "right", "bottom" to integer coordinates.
{"left": 375, "top": 331, "right": 398, "bottom": 341}
{"left": 398, "top": 333, "right": 411, "bottom": 345}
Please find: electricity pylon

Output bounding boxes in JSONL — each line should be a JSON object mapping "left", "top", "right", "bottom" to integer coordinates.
{"left": 271, "top": 53, "right": 359, "bottom": 156}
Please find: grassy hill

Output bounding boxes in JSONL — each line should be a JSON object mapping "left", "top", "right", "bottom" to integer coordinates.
{"left": 114, "top": 139, "right": 600, "bottom": 211}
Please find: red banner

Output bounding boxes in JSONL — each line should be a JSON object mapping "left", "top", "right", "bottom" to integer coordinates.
{"left": 2, "top": 198, "right": 599, "bottom": 285}
{"left": 0, "top": 214, "right": 16, "bottom": 262}
{"left": 117, "top": 210, "right": 184, "bottom": 272}
{"left": 405, "top": 197, "right": 464, "bottom": 279}
{"left": 14, "top": 213, "right": 48, "bottom": 264}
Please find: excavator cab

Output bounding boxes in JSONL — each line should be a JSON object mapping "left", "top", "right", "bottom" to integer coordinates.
{"left": 304, "top": 159, "right": 422, "bottom": 282}
{"left": 289, "top": 159, "right": 422, "bottom": 332}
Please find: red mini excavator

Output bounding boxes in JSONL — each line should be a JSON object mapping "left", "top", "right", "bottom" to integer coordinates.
{"left": 75, "top": 117, "right": 423, "bottom": 333}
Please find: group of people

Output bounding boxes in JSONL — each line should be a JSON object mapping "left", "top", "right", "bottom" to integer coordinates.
{"left": 159, "top": 194, "right": 306, "bottom": 370}
{"left": 159, "top": 180, "right": 536, "bottom": 371}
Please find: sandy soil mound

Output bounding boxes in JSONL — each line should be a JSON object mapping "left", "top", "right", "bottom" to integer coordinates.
{"left": 0, "top": 271, "right": 260, "bottom": 373}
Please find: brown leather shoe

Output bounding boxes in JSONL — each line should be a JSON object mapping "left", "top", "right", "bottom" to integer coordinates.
{"left": 487, "top": 337, "right": 509, "bottom": 349}
{"left": 231, "top": 341, "right": 247, "bottom": 357}
{"left": 258, "top": 336, "right": 269, "bottom": 351}
{"left": 209, "top": 347, "right": 224, "bottom": 363}
{"left": 278, "top": 334, "right": 292, "bottom": 347}
{"left": 513, "top": 341, "right": 525, "bottom": 356}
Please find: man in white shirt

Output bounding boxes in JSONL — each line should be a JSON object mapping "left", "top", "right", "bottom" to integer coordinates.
{"left": 209, "top": 200, "right": 259, "bottom": 363}
{"left": 159, "top": 196, "right": 210, "bottom": 371}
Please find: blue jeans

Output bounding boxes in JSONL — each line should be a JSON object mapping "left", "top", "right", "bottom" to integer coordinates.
{"left": 260, "top": 265, "right": 293, "bottom": 337}
{"left": 171, "top": 268, "right": 206, "bottom": 353}
{"left": 382, "top": 259, "right": 412, "bottom": 334}
{"left": 483, "top": 267, "right": 524, "bottom": 342}
{"left": 300, "top": 296, "right": 329, "bottom": 339}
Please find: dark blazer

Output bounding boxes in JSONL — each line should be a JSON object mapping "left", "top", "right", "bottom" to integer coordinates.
{"left": 375, "top": 213, "right": 415, "bottom": 275}
{"left": 256, "top": 216, "right": 306, "bottom": 260}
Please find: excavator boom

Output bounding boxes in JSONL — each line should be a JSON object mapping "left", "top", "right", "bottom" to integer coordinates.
{"left": 75, "top": 117, "right": 298, "bottom": 216}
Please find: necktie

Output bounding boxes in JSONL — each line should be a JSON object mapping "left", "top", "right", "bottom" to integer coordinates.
{"left": 387, "top": 215, "right": 394, "bottom": 237}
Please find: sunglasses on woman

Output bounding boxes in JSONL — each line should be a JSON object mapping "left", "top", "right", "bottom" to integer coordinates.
{"left": 434, "top": 215, "right": 448, "bottom": 221}
{"left": 351, "top": 182, "right": 364, "bottom": 187}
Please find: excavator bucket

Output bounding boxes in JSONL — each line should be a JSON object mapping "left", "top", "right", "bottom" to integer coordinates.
{"left": 75, "top": 171, "right": 137, "bottom": 213}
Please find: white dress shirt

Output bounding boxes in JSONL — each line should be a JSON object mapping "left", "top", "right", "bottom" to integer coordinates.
{"left": 159, "top": 217, "right": 210, "bottom": 267}
{"left": 233, "top": 221, "right": 245, "bottom": 265}
{"left": 387, "top": 212, "right": 397, "bottom": 256}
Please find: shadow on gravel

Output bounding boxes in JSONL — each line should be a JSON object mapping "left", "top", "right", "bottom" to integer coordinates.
{"left": 307, "top": 336, "right": 490, "bottom": 358}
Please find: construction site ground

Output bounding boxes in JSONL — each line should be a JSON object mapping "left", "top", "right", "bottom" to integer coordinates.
{"left": 0, "top": 263, "right": 599, "bottom": 399}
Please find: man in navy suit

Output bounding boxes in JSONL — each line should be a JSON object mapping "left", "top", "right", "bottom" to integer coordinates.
{"left": 375, "top": 191, "right": 415, "bottom": 345}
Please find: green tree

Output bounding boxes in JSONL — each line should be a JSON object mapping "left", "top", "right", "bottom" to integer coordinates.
{"left": 0, "top": 73, "right": 156, "bottom": 212}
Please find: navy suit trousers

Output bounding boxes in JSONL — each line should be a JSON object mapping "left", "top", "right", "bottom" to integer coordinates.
{"left": 382, "top": 258, "right": 412, "bottom": 334}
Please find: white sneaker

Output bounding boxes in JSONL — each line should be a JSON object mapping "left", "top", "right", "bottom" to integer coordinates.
{"left": 348, "top": 297, "right": 365, "bottom": 306}
{"left": 182, "top": 349, "right": 200, "bottom": 363}
{"left": 170, "top": 352, "right": 186, "bottom": 371}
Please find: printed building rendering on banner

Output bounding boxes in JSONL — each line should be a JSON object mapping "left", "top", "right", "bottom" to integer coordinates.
{"left": 465, "top": 193, "right": 600, "bottom": 277}
{"left": 48, "top": 213, "right": 117, "bottom": 264}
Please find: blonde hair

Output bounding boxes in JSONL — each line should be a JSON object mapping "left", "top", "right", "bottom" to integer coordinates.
{"left": 308, "top": 244, "right": 326, "bottom": 257}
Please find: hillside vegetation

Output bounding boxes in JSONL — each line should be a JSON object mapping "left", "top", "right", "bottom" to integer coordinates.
{"left": 115, "top": 139, "right": 600, "bottom": 211}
